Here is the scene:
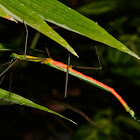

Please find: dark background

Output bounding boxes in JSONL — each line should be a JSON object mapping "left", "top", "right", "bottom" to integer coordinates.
{"left": 0, "top": 0, "right": 140, "bottom": 139}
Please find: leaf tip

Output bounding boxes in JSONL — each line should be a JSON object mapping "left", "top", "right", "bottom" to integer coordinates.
{"left": 138, "top": 56, "right": 140, "bottom": 60}
{"left": 70, "top": 120, "right": 77, "bottom": 125}
{"left": 132, "top": 53, "right": 140, "bottom": 60}
{"left": 66, "top": 45, "right": 79, "bottom": 58}
{"left": 73, "top": 52, "right": 79, "bottom": 58}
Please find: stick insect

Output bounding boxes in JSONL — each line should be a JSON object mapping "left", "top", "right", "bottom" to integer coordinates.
{"left": 0, "top": 22, "right": 139, "bottom": 122}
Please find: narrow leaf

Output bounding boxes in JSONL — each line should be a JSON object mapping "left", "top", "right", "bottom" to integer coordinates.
{"left": 0, "top": 44, "right": 12, "bottom": 51}
{"left": 0, "top": 0, "right": 139, "bottom": 59}
{"left": 0, "top": 43, "right": 45, "bottom": 53}
{"left": 0, "top": 88, "right": 76, "bottom": 124}
{"left": 0, "top": 1, "right": 78, "bottom": 57}
{"left": 35, "top": 0, "right": 139, "bottom": 59}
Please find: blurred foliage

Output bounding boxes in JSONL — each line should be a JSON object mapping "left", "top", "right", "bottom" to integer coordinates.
{"left": 77, "top": 0, "right": 118, "bottom": 15}
{"left": 0, "top": 0, "right": 140, "bottom": 139}
{"left": 73, "top": 109, "right": 140, "bottom": 140}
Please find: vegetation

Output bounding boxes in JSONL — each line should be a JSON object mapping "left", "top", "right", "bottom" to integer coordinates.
{"left": 0, "top": 0, "right": 140, "bottom": 139}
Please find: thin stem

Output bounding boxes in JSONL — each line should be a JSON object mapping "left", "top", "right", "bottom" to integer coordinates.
{"left": 47, "top": 99, "right": 100, "bottom": 127}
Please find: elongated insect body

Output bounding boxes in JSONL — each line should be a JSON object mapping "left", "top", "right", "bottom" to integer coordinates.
{"left": 11, "top": 53, "right": 138, "bottom": 120}
{"left": 11, "top": 53, "right": 46, "bottom": 62}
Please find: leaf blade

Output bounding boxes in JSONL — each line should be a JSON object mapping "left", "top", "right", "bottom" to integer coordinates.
{"left": 0, "top": 88, "right": 76, "bottom": 124}
{"left": 0, "top": 0, "right": 139, "bottom": 59}
{"left": 0, "top": 5, "right": 9, "bottom": 19}
{"left": 0, "top": 1, "right": 78, "bottom": 57}
{"left": 30, "top": 0, "right": 139, "bottom": 59}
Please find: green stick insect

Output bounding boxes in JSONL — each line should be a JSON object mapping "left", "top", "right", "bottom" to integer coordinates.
{"left": 0, "top": 22, "right": 139, "bottom": 122}
{"left": 9, "top": 52, "right": 138, "bottom": 121}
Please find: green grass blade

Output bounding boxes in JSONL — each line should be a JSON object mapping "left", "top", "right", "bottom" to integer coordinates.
{"left": 0, "top": 88, "right": 76, "bottom": 125}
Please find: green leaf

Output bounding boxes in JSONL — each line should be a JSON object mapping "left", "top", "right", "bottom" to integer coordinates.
{"left": 0, "top": 44, "right": 12, "bottom": 51}
{"left": 0, "top": 6, "right": 18, "bottom": 23}
{"left": 0, "top": 99, "right": 14, "bottom": 105}
{"left": 0, "top": 1, "right": 78, "bottom": 57}
{"left": 0, "top": 0, "right": 139, "bottom": 59}
{"left": 0, "top": 88, "right": 76, "bottom": 124}
{"left": 0, "top": 4, "right": 9, "bottom": 19}
{"left": 0, "top": 43, "right": 45, "bottom": 53}
{"left": 116, "top": 115, "right": 140, "bottom": 131}
{"left": 73, "top": 109, "right": 120, "bottom": 140}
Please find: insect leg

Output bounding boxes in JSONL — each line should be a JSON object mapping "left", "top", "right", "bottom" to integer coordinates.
{"left": 0, "top": 58, "right": 18, "bottom": 77}
{"left": 73, "top": 46, "right": 102, "bottom": 70}
{"left": 64, "top": 52, "right": 70, "bottom": 98}
{"left": 23, "top": 21, "right": 28, "bottom": 58}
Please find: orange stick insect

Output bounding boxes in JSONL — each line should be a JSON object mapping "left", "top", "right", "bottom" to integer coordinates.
{"left": 10, "top": 53, "right": 139, "bottom": 121}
